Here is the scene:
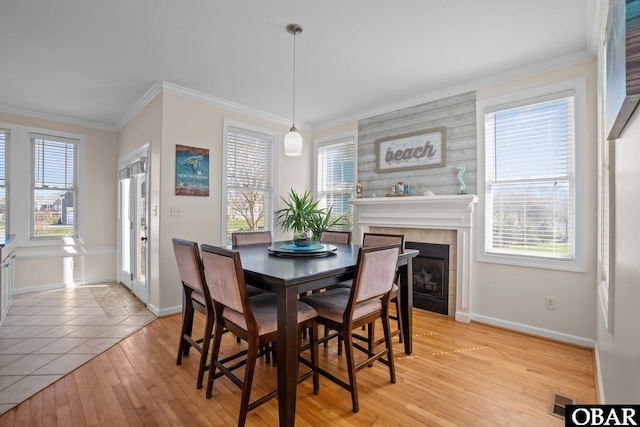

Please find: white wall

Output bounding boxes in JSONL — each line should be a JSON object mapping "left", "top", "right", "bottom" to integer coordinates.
{"left": 0, "top": 112, "right": 118, "bottom": 292}
{"left": 595, "top": 107, "right": 640, "bottom": 402}
{"left": 118, "top": 92, "right": 313, "bottom": 314}
{"left": 473, "top": 61, "right": 598, "bottom": 344}
{"left": 117, "top": 94, "right": 163, "bottom": 310}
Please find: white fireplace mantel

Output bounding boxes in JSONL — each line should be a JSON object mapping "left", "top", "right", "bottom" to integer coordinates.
{"left": 349, "top": 194, "right": 478, "bottom": 323}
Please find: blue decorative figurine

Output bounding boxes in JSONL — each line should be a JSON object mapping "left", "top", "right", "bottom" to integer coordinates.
{"left": 456, "top": 165, "right": 466, "bottom": 194}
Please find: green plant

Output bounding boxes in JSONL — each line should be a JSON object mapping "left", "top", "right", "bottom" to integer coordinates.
{"left": 274, "top": 189, "right": 346, "bottom": 241}
{"left": 309, "top": 205, "right": 346, "bottom": 241}
{"left": 274, "top": 189, "right": 323, "bottom": 234}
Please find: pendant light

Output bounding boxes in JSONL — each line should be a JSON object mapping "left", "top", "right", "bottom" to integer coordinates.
{"left": 284, "top": 24, "right": 303, "bottom": 156}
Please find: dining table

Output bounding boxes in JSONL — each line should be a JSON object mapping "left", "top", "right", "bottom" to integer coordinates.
{"left": 228, "top": 240, "right": 418, "bottom": 427}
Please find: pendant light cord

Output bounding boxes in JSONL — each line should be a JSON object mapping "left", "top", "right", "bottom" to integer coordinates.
{"left": 292, "top": 29, "right": 297, "bottom": 128}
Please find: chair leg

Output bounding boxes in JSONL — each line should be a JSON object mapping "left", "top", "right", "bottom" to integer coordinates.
{"left": 196, "top": 311, "right": 214, "bottom": 389}
{"left": 177, "top": 302, "right": 194, "bottom": 364}
{"left": 381, "top": 311, "right": 396, "bottom": 384}
{"left": 367, "top": 321, "right": 375, "bottom": 368}
{"left": 342, "top": 325, "right": 359, "bottom": 413}
{"left": 323, "top": 325, "right": 330, "bottom": 347}
{"left": 309, "top": 322, "right": 319, "bottom": 395}
{"left": 205, "top": 322, "right": 224, "bottom": 399}
{"left": 238, "top": 339, "right": 259, "bottom": 427}
{"left": 395, "top": 295, "right": 403, "bottom": 344}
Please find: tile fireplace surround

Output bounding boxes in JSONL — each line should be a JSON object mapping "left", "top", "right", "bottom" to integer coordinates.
{"left": 349, "top": 194, "right": 478, "bottom": 323}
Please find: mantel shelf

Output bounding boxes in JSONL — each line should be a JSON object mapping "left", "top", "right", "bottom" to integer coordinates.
{"left": 349, "top": 194, "right": 478, "bottom": 323}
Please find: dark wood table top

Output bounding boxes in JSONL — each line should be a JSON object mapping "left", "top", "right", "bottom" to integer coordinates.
{"left": 230, "top": 241, "right": 418, "bottom": 294}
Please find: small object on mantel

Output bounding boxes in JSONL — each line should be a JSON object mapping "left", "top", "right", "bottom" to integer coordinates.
{"left": 356, "top": 178, "right": 362, "bottom": 198}
{"left": 457, "top": 164, "right": 467, "bottom": 194}
{"left": 424, "top": 190, "right": 436, "bottom": 196}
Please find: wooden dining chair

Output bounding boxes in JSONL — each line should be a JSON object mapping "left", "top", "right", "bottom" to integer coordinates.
{"left": 231, "top": 230, "right": 272, "bottom": 246}
{"left": 230, "top": 230, "right": 273, "bottom": 356}
{"left": 300, "top": 243, "right": 401, "bottom": 413}
{"left": 172, "top": 238, "right": 215, "bottom": 390}
{"left": 319, "top": 230, "right": 352, "bottom": 245}
{"left": 327, "top": 232, "right": 405, "bottom": 351}
{"left": 201, "top": 244, "right": 319, "bottom": 427}
{"left": 230, "top": 231, "right": 271, "bottom": 296}
{"left": 361, "top": 233, "right": 405, "bottom": 344}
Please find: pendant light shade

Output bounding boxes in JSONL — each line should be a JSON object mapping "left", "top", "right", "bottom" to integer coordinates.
{"left": 285, "top": 24, "right": 303, "bottom": 157}
{"left": 284, "top": 126, "right": 303, "bottom": 156}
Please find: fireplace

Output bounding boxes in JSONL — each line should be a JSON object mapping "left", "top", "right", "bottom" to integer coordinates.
{"left": 349, "top": 194, "right": 478, "bottom": 322}
{"left": 406, "top": 242, "right": 449, "bottom": 315}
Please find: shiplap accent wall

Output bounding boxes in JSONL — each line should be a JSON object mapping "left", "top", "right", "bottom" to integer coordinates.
{"left": 358, "top": 91, "right": 477, "bottom": 197}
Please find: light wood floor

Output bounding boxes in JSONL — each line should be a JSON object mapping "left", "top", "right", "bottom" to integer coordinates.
{"left": 0, "top": 308, "right": 597, "bottom": 426}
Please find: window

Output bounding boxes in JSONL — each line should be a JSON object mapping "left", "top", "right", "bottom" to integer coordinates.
{"left": 315, "top": 132, "right": 356, "bottom": 230}
{"left": 0, "top": 128, "right": 8, "bottom": 235}
{"left": 31, "top": 133, "right": 79, "bottom": 239}
{"left": 477, "top": 78, "right": 586, "bottom": 272}
{"left": 223, "top": 122, "right": 275, "bottom": 244}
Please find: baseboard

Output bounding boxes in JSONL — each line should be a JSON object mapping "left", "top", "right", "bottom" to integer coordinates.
{"left": 455, "top": 311, "right": 471, "bottom": 323}
{"left": 13, "top": 276, "right": 118, "bottom": 294}
{"left": 148, "top": 304, "right": 181, "bottom": 317}
{"left": 594, "top": 343, "right": 605, "bottom": 403}
{"left": 470, "top": 313, "right": 595, "bottom": 348}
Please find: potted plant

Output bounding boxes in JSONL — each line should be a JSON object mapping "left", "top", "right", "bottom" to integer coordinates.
{"left": 309, "top": 205, "right": 346, "bottom": 242}
{"left": 275, "top": 189, "right": 347, "bottom": 246}
{"left": 274, "top": 189, "right": 323, "bottom": 247}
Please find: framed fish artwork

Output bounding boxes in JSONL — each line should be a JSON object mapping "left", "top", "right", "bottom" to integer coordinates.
{"left": 175, "top": 144, "right": 210, "bottom": 196}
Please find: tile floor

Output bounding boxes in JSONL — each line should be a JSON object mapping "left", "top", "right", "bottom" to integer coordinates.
{"left": 0, "top": 282, "right": 155, "bottom": 415}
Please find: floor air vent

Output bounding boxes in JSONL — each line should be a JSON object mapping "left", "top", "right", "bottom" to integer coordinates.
{"left": 548, "top": 391, "right": 577, "bottom": 419}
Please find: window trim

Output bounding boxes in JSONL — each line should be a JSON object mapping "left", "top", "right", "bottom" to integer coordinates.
{"left": 0, "top": 128, "right": 9, "bottom": 236}
{"left": 313, "top": 130, "right": 358, "bottom": 228}
{"left": 221, "top": 119, "right": 278, "bottom": 245}
{"left": 476, "top": 77, "right": 587, "bottom": 273}
{"left": 1, "top": 122, "right": 85, "bottom": 247}
{"left": 30, "top": 133, "right": 80, "bottom": 241}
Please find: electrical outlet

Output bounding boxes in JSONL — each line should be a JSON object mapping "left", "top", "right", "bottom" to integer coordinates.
{"left": 170, "top": 206, "right": 181, "bottom": 217}
{"left": 72, "top": 259, "right": 77, "bottom": 269}
{"left": 545, "top": 296, "right": 556, "bottom": 310}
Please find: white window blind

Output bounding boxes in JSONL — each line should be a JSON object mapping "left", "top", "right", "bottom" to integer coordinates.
{"left": 31, "top": 133, "right": 79, "bottom": 239}
{"left": 316, "top": 135, "right": 355, "bottom": 229}
{"left": 225, "top": 126, "right": 274, "bottom": 243}
{"left": 0, "top": 128, "right": 8, "bottom": 235}
{"left": 484, "top": 94, "right": 575, "bottom": 260}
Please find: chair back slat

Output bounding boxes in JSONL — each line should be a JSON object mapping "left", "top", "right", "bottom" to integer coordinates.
{"left": 232, "top": 231, "right": 272, "bottom": 246}
{"left": 352, "top": 244, "right": 401, "bottom": 304}
{"left": 172, "top": 238, "right": 207, "bottom": 297}
{"left": 320, "top": 230, "right": 352, "bottom": 245}
{"left": 362, "top": 232, "right": 404, "bottom": 248}
{"left": 201, "top": 245, "right": 246, "bottom": 314}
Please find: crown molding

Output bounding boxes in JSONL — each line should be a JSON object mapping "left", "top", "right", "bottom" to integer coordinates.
{"left": 160, "top": 82, "right": 311, "bottom": 131}
{"left": 114, "top": 81, "right": 163, "bottom": 131}
{"left": 116, "top": 80, "right": 311, "bottom": 132}
{"left": 0, "top": 104, "right": 116, "bottom": 132}
{"left": 312, "top": 48, "right": 596, "bottom": 132}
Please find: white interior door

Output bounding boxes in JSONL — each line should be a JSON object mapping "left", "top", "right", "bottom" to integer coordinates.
{"left": 118, "top": 177, "right": 132, "bottom": 290}
{"left": 118, "top": 147, "right": 149, "bottom": 305}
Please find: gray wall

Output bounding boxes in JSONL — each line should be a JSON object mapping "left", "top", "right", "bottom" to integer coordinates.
{"left": 358, "top": 91, "right": 477, "bottom": 197}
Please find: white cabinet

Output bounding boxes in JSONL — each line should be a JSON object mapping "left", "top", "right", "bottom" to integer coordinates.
{"left": 0, "top": 237, "right": 15, "bottom": 322}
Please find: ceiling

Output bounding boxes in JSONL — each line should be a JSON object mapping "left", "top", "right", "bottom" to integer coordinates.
{"left": 0, "top": 0, "right": 602, "bottom": 131}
